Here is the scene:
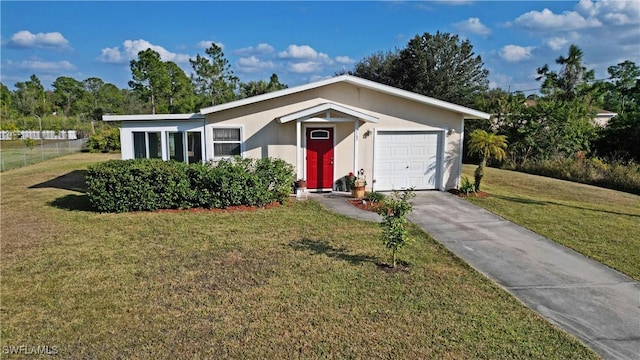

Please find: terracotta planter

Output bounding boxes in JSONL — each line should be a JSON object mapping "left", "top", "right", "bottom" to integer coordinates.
{"left": 351, "top": 186, "right": 366, "bottom": 199}
{"left": 294, "top": 180, "right": 307, "bottom": 189}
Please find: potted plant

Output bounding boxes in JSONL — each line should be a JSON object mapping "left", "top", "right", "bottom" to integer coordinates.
{"left": 345, "top": 172, "right": 356, "bottom": 191}
{"left": 294, "top": 179, "right": 307, "bottom": 189}
{"left": 351, "top": 170, "right": 367, "bottom": 199}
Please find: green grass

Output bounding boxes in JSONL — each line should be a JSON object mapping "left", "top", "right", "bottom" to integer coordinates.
{"left": 0, "top": 154, "right": 597, "bottom": 359}
{"left": 0, "top": 139, "right": 87, "bottom": 171}
{"left": 463, "top": 164, "right": 640, "bottom": 281}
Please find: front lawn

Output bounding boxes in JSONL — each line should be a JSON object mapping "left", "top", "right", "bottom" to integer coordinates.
{"left": 0, "top": 154, "right": 597, "bottom": 358}
{"left": 463, "top": 164, "right": 640, "bottom": 281}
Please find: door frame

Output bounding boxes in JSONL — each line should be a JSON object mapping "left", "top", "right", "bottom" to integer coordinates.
{"left": 303, "top": 124, "right": 336, "bottom": 191}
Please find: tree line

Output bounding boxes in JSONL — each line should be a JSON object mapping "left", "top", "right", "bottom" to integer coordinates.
{"left": 1, "top": 43, "right": 287, "bottom": 133}
{"left": 340, "top": 32, "right": 639, "bottom": 163}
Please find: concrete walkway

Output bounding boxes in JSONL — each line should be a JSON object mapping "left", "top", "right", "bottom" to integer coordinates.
{"left": 311, "top": 191, "right": 640, "bottom": 360}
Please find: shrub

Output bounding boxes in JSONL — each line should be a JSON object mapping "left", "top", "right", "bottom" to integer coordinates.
{"left": 365, "top": 191, "right": 386, "bottom": 203}
{"left": 86, "top": 127, "right": 120, "bottom": 153}
{"left": 86, "top": 157, "right": 295, "bottom": 213}
{"left": 377, "top": 188, "right": 416, "bottom": 268}
{"left": 459, "top": 176, "right": 476, "bottom": 196}
{"left": 86, "top": 159, "right": 192, "bottom": 212}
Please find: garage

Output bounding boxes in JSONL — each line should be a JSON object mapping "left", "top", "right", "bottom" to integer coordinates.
{"left": 374, "top": 130, "right": 442, "bottom": 191}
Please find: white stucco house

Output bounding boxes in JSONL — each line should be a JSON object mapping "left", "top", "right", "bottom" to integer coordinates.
{"left": 103, "top": 75, "right": 490, "bottom": 192}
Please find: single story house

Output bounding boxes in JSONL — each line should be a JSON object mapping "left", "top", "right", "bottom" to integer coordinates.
{"left": 103, "top": 75, "right": 490, "bottom": 192}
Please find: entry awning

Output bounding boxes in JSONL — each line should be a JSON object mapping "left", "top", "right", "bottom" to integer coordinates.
{"left": 278, "top": 102, "right": 379, "bottom": 123}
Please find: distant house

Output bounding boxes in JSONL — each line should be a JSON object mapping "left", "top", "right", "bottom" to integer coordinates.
{"left": 523, "top": 99, "right": 617, "bottom": 127}
{"left": 103, "top": 75, "right": 489, "bottom": 192}
{"left": 593, "top": 109, "right": 618, "bottom": 127}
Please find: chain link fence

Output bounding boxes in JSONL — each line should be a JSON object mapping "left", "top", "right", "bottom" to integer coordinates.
{"left": 0, "top": 139, "right": 88, "bottom": 172}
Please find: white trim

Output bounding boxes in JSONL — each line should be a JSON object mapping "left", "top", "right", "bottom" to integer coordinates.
{"left": 439, "top": 128, "right": 447, "bottom": 191}
{"left": 206, "top": 125, "right": 245, "bottom": 161}
{"left": 457, "top": 118, "right": 465, "bottom": 189}
{"left": 200, "top": 75, "right": 490, "bottom": 120}
{"left": 354, "top": 121, "right": 359, "bottom": 178}
{"left": 303, "top": 124, "right": 336, "bottom": 190}
{"left": 279, "top": 102, "right": 378, "bottom": 123}
{"left": 296, "top": 121, "right": 302, "bottom": 179}
{"left": 103, "top": 113, "right": 204, "bottom": 122}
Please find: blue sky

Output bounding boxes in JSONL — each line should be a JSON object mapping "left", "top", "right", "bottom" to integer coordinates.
{"left": 1, "top": 1, "right": 639, "bottom": 96}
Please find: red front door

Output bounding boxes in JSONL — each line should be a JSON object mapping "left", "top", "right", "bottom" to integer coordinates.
{"left": 306, "top": 128, "right": 334, "bottom": 189}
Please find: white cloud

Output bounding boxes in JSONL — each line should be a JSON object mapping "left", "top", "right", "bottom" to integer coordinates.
{"left": 233, "top": 43, "right": 275, "bottom": 56}
{"left": 500, "top": 45, "right": 535, "bottom": 62}
{"left": 544, "top": 37, "right": 568, "bottom": 50}
{"left": 196, "top": 40, "right": 224, "bottom": 50}
{"left": 513, "top": 8, "right": 602, "bottom": 31}
{"left": 236, "top": 56, "right": 274, "bottom": 73}
{"left": 578, "top": 0, "right": 640, "bottom": 25}
{"left": 308, "top": 75, "right": 333, "bottom": 83}
{"left": 278, "top": 45, "right": 321, "bottom": 60}
{"left": 7, "top": 30, "right": 69, "bottom": 49}
{"left": 335, "top": 56, "right": 356, "bottom": 64}
{"left": 454, "top": 18, "right": 491, "bottom": 36}
{"left": 289, "top": 61, "right": 322, "bottom": 73}
{"left": 97, "top": 39, "right": 190, "bottom": 64}
{"left": 97, "top": 47, "right": 123, "bottom": 63}
{"left": 7, "top": 59, "right": 75, "bottom": 72}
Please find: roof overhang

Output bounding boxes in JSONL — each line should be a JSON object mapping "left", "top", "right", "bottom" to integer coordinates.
{"left": 102, "top": 113, "right": 204, "bottom": 122}
{"left": 278, "top": 102, "right": 379, "bottom": 123}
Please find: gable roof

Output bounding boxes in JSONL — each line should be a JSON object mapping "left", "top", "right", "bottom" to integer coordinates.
{"left": 200, "top": 75, "right": 490, "bottom": 120}
{"left": 278, "top": 102, "right": 379, "bottom": 123}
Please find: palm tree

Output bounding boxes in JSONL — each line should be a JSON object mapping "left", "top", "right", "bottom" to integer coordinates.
{"left": 467, "top": 129, "right": 507, "bottom": 191}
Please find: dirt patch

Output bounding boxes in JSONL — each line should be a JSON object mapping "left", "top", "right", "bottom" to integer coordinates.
{"left": 448, "top": 189, "right": 490, "bottom": 198}
{"left": 375, "top": 262, "right": 410, "bottom": 273}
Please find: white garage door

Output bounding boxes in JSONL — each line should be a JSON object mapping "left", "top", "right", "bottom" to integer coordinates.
{"left": 374, "top": 131, "right": 441, "bottom": 191}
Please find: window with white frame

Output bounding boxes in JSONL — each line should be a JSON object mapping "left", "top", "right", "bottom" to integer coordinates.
{"left": 212, "top": 128, "right": 241, "bottom": 158}
{"left": 167, "top": 131, "right": 203, "bottom": 164}
{"left": 133, "top": 132, "right": 162, "bottom": 159}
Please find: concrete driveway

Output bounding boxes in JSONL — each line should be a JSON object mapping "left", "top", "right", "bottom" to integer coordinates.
{"left": 312, "top": 191, "right": 640, "bottom": 359}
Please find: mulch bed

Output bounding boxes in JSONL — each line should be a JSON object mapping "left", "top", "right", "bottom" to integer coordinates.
{"left": 349, "top": 199, "right": 384, "bottom": 213}
{"left": 155, "top": 201, "right": 282, "bottom": 214}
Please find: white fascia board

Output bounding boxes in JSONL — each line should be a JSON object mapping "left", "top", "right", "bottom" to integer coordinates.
{"left": 102, "top": 113, "right": 204, "bottom": 122}
{"left": 279, "top": 102, "right": 378, "bottom": 123}
{"left": 199, "top": 74, "right": 490, "bottom": 120}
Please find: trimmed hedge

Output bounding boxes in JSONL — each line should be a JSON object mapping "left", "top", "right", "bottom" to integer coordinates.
{"left": 86, "top": 157, "right": 294, "bottom": 213}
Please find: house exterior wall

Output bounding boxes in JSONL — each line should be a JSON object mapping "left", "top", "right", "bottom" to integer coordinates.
{"left": 203, "top": 82, "right": 464, "bottom": 190}
{"left": 120, "top": 120, "right": 205, "bottom": 160}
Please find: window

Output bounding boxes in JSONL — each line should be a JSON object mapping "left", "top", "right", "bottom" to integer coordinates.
{"left": 148, "top": 132, "right": 161, "bottom": 159}
{"left": 187, "top": 131, "right": 202, "bottom": 163}
{"left": 168, "top": 132, "right": 185, "bottom": 162}
{"left": 133, "top": 132, "right": 161, "bottom": 159}
{"left": 310, "top": 129, "right": 330, "bottom": 140}
{"left": 212, "top": 128, "right": 241, "bottom": 158}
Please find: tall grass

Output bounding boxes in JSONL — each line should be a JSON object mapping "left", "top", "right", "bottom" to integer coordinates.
{"left": 512, "top": 154, "right": 640, "bottom": 195}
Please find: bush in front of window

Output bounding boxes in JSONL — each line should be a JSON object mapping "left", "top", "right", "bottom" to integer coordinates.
{"left": 86, "top": 157, "right": 294, "bottom": 213}
{"left": 86, "top": 159, "right": 192, "bottom": 212}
